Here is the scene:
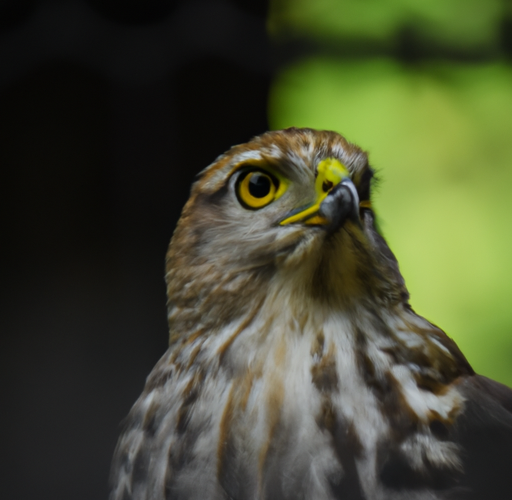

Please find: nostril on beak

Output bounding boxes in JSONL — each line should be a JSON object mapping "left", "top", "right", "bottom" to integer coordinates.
{"left": 322, "top": 180, "right": 333, "bottom": 193}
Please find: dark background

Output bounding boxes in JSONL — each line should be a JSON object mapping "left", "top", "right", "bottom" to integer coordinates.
{"left": 0, "top": 1, "right": 271, "bottom": 499}
{"left": 4, "top": 2, "right": 512, "bottom": 499}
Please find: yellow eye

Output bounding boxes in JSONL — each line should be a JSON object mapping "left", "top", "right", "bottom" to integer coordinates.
{"left": 237, "top": 170, "right": 278, "bottom": 209}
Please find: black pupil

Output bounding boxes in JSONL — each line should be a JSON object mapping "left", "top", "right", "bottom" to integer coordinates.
{"left": 248, "top": 173, "right": 272, "bottom": 198}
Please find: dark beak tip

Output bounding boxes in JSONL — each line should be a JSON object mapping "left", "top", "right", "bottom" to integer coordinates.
{"left": 319, "top": 180, "right": 360, "bottom": 230}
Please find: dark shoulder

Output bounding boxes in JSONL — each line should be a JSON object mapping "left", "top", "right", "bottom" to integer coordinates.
{"left": 449, "top": 374, "right": 512, "bottom": 500}
{"left": 459, "top": 374, "right": 512, "bottom": 414}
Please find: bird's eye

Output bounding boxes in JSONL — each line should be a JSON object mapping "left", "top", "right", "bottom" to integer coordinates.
{"left": 236, "top": 170, "right": 278, "bottom": 209}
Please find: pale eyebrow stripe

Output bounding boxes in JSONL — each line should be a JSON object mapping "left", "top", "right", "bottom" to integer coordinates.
{"left": 232, "top": 150, "right": 264, "bottom": 163}
{"left": 229, "top": 146, "right": 314, "bottom": 184}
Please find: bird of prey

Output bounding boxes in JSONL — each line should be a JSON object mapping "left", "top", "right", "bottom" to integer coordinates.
{"left": 110, "top": 128, "right": 512, "bottom": 500}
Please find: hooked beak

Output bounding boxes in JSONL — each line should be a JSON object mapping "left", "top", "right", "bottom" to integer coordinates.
{"left": 280, "top": 158, "right": 362, "bottom": 230}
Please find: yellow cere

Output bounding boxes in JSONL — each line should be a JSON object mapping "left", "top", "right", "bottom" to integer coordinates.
{"left": 280, "top": 157, "right": 350, "bottom": 225}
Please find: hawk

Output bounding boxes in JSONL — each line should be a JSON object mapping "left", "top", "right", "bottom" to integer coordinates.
{"left": 110, "top": 128, "right": 512, "bottom": 500}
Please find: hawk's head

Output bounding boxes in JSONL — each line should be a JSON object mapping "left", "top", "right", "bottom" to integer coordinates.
{"left": 166, "top": 128, "right": 407, "bottom": 333}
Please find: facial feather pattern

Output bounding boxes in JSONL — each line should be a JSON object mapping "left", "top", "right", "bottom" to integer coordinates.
{"left": 110, "top": 128, "right": 512, "bottom": 500}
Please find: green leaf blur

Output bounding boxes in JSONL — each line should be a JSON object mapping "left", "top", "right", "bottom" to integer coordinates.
{"left": 269, "top": 1, "right": 512, "bottom": 385}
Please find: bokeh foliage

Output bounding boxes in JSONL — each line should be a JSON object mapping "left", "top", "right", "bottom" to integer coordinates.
{"left": 269, "top": 0, "right": 512, "bottom": 385}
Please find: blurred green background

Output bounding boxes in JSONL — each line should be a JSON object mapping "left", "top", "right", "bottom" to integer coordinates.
{"left": 268, "top": 0, "right": 512, "bottom": 385}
